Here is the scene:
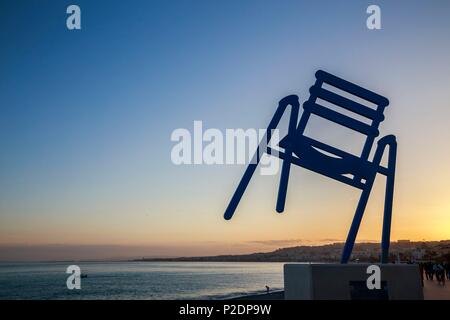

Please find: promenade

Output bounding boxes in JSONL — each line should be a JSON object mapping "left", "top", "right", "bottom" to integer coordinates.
{"left": 423, "top": 278, "right": 450, "bottom": 300}
{"left": 237, "top": 278, "right": 450, "bottom": 300}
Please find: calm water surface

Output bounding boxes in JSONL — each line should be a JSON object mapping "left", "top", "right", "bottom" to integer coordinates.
{"left": 0, "top": 261, "right": 284, "bottom": 299}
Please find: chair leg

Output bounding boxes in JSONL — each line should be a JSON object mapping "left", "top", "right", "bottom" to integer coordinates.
{"left": 341, "top": 135, "right": 397, "bottom": 264}
{"left": 381, "top": 140, "right": 397, "bottom": 263}
{"left": 381, "top": 175, "right": 394, "bottom": 263}
{"left": 341, "top": 181, "right": 374, "bottom": 263}
{"left": 224, "top": 161, "right": 260, "bottom": 220}
{"left": 276, "top": 105, "right": 299, "bottom": 213}
{"left": 224, "top": 95, "right": 300, "bottom": 220}
{"left": 276, "top": 156, "right": 292, "bottom": 213}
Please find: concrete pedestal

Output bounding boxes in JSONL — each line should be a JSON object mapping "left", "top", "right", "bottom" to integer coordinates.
{"left": 284, "top": 263, "right": 423, "bottom": 300}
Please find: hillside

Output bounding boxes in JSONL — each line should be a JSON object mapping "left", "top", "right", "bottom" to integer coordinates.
{"left": 135, "top": 240, "right": 450, "bottom": 263}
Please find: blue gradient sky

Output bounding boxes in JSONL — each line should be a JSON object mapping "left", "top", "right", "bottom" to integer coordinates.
{"left": 1, "top": 0, "right": 450, "bottom": 260}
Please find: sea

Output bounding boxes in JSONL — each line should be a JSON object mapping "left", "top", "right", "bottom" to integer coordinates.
{"left": 0, "top": 261, "right": 284, "bottom": 300}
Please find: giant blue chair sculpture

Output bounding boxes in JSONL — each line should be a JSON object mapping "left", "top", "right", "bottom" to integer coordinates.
{"left": 224, "top": 70, "right": 397, "bottom": 264}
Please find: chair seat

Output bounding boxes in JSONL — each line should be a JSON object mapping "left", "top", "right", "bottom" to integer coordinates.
{"left": 278, "top": 134, "right": 374, "bottom": 182}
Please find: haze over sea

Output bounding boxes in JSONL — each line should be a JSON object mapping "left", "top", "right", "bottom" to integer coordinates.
{"left": 0, "top": 261, "right": 284, "bottom": 300}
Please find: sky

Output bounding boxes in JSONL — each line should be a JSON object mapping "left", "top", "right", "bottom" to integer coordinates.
{"left": 1, "top": 0, "right": 450, "bottom": 261}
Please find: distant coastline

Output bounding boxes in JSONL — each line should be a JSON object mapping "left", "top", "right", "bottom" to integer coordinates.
{"left": 2, "top": 240, "right": 449, "bottom": 263}
{"left": 134, "top": 240, "right": 450, "bottom": 263}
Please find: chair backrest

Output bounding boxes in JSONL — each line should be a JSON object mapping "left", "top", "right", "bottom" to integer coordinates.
{"left": 295, "top": 70, "right": 389, "bottom": 162}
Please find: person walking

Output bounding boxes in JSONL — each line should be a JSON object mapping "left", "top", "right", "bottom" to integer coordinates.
{"left": 425, "top": 262, "right": 434, "bottom": 281}
{"left": 419, "top": 263, "right": 424, "bottom": 287}
{"left": 434, "top": 263, "right": 445, "bottom": 286}
{"left": 444, "top": 262, "right": 450, "bottom": 281}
